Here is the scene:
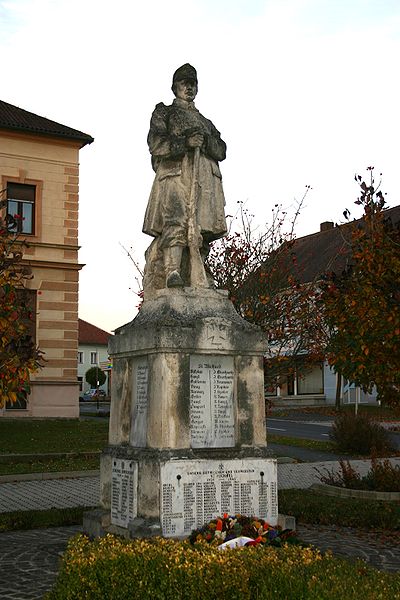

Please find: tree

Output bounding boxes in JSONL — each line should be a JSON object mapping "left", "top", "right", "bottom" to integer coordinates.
{"left": 85, "top": 366, "right": 106, "bottom": 388}
{"left": 321, "top": 168, "right": 400, "bottom": 405}
{"left": 206, "top": 196, "right": 327, "bottom": 390}
{"left": 0, "top": 191, "right": 43, "bottom": 407}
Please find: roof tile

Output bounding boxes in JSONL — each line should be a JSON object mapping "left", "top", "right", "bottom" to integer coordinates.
{"left": 292, "top": 204, "right": 400, "bottom": 282}
{"left": 78, "top": 319, "right": 110, "bottom": 345}
{"left": 0, "top": 99, "right": 93, "bottom": 146}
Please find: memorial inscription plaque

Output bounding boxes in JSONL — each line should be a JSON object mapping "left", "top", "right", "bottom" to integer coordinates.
{"left": 130, "top": 358, "right": 148, "bottom": 447}
{"left": 190, "top": 355, "right": 235, "bottom": 448}
{"left": 160, "top": 458, "right": 278, "bottom": 537}
{"left": 111, "top": 458, "right": 138, "bottom": 527}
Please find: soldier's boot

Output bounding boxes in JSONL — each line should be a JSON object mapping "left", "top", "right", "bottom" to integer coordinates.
{"left": 164, "top": 246, "right": 184, "bottom": 288}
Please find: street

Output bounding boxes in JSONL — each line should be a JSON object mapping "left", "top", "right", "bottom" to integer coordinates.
{"left": 79, "top": 401, "right": 110, "bottom": 415}
{"left": 79, "top": 404, "right": 400, "bottom": 450}
{"left": 267, "top": 418, "right": 332, "bottom": 441}
{"left": 267, "top": 416, "right": 400, "bottom": 449}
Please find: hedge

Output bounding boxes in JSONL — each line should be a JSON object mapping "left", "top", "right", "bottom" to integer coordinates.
{"left": 46, "top": 534, "right": 400, "bottom": 599}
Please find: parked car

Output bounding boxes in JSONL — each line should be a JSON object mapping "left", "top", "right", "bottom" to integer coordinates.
{"left": 79, "top": 389, "right": 107, "bottom": 402}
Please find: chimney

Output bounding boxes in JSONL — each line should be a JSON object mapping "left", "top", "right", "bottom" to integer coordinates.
{"left": 320, "top": 221, "right": 334, "bottom": 232}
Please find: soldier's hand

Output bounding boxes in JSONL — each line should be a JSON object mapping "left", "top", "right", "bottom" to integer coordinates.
{"left": 187, "top": 132, "right": 204, "bottom": 148}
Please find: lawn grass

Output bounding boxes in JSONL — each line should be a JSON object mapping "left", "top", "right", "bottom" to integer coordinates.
{"left": 0, "top": 455, "right": 100, "bottom": 475}
{"left": 0, "top": 506, "right": 94, "bottom": 532}
{"left": 272, "top": 405, "right": 400, "bottom": 421}
{"left": 279, "top": 488, "right": 400, "bottom": 530}
{"left": 0, "top": 419, "right": 109, "bottom": 454}
{"left": 268, "top": 433, "right": 336, "bottom": 453}
{"left": 1, "top": 489, "right": 398, "bottom": 538}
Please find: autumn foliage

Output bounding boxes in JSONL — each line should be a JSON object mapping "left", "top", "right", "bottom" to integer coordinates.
{"left": 321, "top": 168, "right": 400, "bottom": 405}
{"left": 0, "top": 193, "right": 43, "bottom": 407}
{"left": 206, "top": 196, "right": 326, "bottom": 387}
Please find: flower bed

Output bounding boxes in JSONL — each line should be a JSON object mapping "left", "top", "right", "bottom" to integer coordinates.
{"left": 189, "top": 513, "right": 301, "bottom": 548}
{"left": 317, "top": 457, "right": 400, "bottom": 492}
{"left": 47, "top": 533, "right": 400, "bottom": 599}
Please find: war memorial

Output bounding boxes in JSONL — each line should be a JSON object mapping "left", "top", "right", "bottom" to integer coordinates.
{"left": 85, "top": 64, "right": 279, "bottom": 539}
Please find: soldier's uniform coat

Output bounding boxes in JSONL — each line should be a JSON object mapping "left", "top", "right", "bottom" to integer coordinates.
{"left": 143, "top": 98, "right": 227, "bottom": 248}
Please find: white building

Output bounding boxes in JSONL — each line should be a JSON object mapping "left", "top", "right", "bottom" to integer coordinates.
{"left": 78, "top": 319, "right": 111, "bottom": 396}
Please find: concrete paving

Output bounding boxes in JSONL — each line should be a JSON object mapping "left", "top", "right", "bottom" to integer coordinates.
{"left": 2, "top": 458, "right": 400, "bottom": 513}
{"left": 1, "top": 458, "right": 400, "bottom": 599}
{"left": 0, "top": 476, "right": 99, "bottom": 513}
{"left": 279, "top": 457, "right": 400, "bottom": 489}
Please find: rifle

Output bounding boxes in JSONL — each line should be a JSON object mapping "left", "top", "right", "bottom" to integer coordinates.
{"left": 188, "top": 146, "right": 208, "bottom": 287}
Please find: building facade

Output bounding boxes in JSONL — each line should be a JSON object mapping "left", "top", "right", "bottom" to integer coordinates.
{"left": 78, "top": 319, "right": 111, "bottom": 396}
{"left": 266, "top": 209, "right": 400, "bottom": 407}
{"left": 0, "top": 99, "right": 93, "bottom": 418}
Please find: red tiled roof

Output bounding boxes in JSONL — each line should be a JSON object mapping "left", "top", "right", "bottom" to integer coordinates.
{"left": 0, "top": 99, "right": 94, "bottom": 147}
{"left": 78, "top": 319, "right": 110, "bottom": 345}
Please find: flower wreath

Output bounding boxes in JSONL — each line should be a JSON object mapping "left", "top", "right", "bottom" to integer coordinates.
{"left": 189, "top": 514, "right": 300, "bottom": 548}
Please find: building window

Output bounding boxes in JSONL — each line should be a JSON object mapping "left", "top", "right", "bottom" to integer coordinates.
{"left": 77, "top": 352, "right": 83, "bottom": 364}
{"left": 7, "top": 182, "right": 36, "bottom": 234}
{"left": 78, "top": 376, "right": 83, "bottom": 391}
{"left": 297, "top": 364, "right": 324, "bottom": 395}
{"left": 90, "top": 352, "right": 98, "bottom": 365}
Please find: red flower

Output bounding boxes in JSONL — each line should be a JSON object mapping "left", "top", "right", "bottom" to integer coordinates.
{"left": 245, "top": 540, "right": 259, "bottom": 546}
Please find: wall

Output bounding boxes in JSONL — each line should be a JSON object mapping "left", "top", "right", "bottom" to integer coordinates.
{"left": 0, "top": 131, "right": 82, "bottom": 418}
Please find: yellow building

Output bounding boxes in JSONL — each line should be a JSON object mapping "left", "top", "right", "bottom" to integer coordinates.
{"left": 0, "top": 99, "right": 93, "bottom": 418}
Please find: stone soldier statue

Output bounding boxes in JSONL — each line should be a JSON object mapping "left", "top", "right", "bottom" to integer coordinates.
{"left": 142, "top": 63, "right": 227, "bottom": 294}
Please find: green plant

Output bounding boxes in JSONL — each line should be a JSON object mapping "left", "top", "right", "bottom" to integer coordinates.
{"left": 279, "top": 489, "right": 400, "bottom": 529}
{"left": 0, "top": 191, "right": 43, "bottom": 407}
{"left": 46, "top": 533, "right": 400, "bottom": 600}
{"left": 0, "top": 506, "right": 94, "bottom": 532}
{"left": 267, "top": 433, "right": 336, "bottom": 453}
{"left": 85, "top": 366, "right": 106, "bottom": 388}
{"left": 320, "top": 457, "right": 400, "bottom": 492}
{"left": 329, "top": 411, "right": 395, "bottom": 455}
{"left": 365, "top": 456, "right": 400, "bottom": 491}
{"left": 321, "top": 168, "right": 400, "bottom": 404}
{"left": 318, "top": 456, "right": 400, "bottom": 492}
{"left": 0, "top": 454, "right": 100, "bottom": 475}
{"left": 206, "top": 197, "right": 328, "bottom": 392}
{"left": 317, "top": 459, "right": 363, "bottom": 489}
{"left": 0, "top": 419, "right": 108, "bottom": 454}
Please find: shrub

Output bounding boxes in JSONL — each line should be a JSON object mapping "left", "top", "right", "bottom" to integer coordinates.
{"left": 363, "top": 456, "right": 400, "bottom": 492}
{"left": 329, "top": 412, "right": 395, "bottom": 455}
{"left": 0, "top": 506, "right": 93, "bottom": 532}
{"left": 317, "top": 457, "right": 400, "bottom": 492}
{"left": 46, "top": 533, "right": 400, "bottom": 600}
{"left": 85, "top": 367, "right": 106, "bottom": 388}
{"left": 318, "top": 459, "right": 363, "bottom": 490}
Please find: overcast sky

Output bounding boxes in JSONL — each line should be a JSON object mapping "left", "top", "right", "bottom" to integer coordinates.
{"left": 1, "top": 0, "right": 399, "bottom": 332}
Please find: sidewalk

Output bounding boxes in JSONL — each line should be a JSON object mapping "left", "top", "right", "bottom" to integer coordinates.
{"left": 2, "top": 457, "right": 400, "bottom": 512}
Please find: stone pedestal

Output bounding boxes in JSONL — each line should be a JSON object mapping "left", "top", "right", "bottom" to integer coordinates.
{"left": 85, "top": 288, "right": 278, "bottom": 539}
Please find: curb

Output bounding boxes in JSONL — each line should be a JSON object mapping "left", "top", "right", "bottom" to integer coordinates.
{"left": 310, "top": 482, "right": 400, "bottom": 501}
{"left": 0, "top": 470, "right": 100, "bottom": 484}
